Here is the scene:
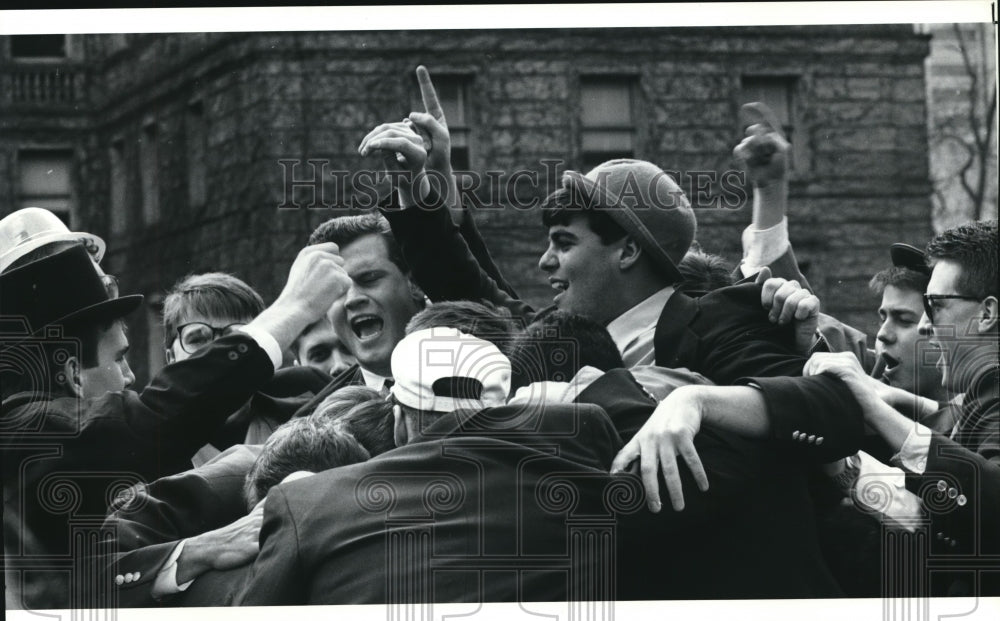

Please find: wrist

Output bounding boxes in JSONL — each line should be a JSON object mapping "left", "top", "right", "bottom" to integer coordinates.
{"left": 175, "top": 537, "right": 211, "bottom": 585}
{"left": 248, "top": 302, "right": 315, "bottom": 352}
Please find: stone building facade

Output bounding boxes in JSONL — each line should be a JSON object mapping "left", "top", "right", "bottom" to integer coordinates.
{"left": 1, "top": 26, "right": 933, "bottom": 386}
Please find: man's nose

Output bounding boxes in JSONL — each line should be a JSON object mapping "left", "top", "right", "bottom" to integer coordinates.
{"left": 538, "top": 248, "right": 557, "bottom": 272}
{"left": 876, "top": 322, "right": 893, "bottom": 344}
{"left": 917, "top": 312, "right": 934, "bottom": 337}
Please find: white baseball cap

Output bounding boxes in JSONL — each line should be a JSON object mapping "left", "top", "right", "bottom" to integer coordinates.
{"left": 390, "top": 327, "right": 511, "bottom": 413}
{"left": 0, "top": 207, "right": 106, "bottom": 273}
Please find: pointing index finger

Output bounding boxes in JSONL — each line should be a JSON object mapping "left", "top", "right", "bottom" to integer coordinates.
{"left": 416, "top": 65, "right": 445, "bottom": 122}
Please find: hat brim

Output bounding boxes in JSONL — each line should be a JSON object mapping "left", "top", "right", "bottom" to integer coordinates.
{"left": 889, "top": 243, "right": 930, "bottom": 275}
{"left": 0, "top": 231, "right": 106, "bottom": 272}
{"left": 562, "top": 170, "right": 684, "bottom": 284}
{"left": 47, "top": 294, "right": 144, "bottom": 333}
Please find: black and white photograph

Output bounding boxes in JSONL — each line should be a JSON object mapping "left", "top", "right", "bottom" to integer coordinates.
{"left": 1, "top": 3, "right": 998, "bottom": 619}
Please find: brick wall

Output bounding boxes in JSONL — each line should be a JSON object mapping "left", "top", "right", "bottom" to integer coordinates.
{"left": 1, "top": 26, "right": 933, "bottom": 385}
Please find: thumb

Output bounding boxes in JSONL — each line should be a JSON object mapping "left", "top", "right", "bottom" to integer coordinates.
{"left": 610, "top": 440, "right": 640, "bottom": 474}
{"left": 754, "top": 266, "right": 772, "bottom": 286}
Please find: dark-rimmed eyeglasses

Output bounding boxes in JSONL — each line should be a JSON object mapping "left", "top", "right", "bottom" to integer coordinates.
{"left": 922, "top": 294, "right": 981, "bottom": 323}
{"left": 175, "top": 322, "right": 247, "bottom": 354}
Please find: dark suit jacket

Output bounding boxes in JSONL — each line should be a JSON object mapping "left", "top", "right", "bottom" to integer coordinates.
{"left": 290, "top": 363, "right": 365, "bottom": 419}
{"left": 235, "top": 401, "right": 623, "bottom": 605}
{"left": 900, "top": 364, "right": 1000, "bottom": 595}
{"left": 1, "top": 333, "right": 273, "bottom": 610}
{"left": 383, "top": 201, "right": 864, "bottom": 463}
{"left": 236, "top": 391, "right": 845, "bottom": 604}
{"left": 102, "top": 444, "right": 262, "bottom": 607}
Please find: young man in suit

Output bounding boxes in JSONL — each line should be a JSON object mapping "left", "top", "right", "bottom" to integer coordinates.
{"left": 806, "top": 220, "right": 999, "bottom": 596}
{"left": 237, "top": 325, "right": 851, "bottom": 604}
{"left": 1, "top": 239, "right": 350, "bottom": 609}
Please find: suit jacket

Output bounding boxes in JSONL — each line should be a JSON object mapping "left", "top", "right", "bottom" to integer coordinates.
{"left": 237, "top": 390, "right": 845, "bottom": 604}
{"left": 209, "top": 365, "right": 333, "bottom": 448}
{"left": 1, "top": 333, "right": 273, "bottom": 610}
{"left": 290, "top": 363, "right": 365, "bottom": 419}
{"left": 900, "top": 364, "right": 1000, "bottom": 595}
{"left": 101, "top": 444, "right": 262, "bottom": 607}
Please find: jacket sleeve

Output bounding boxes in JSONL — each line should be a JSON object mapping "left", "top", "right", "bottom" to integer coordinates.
{"left": 233, "top": 486, "right": 307, "bottom": 606}
{"left": 76, "top": 333, "right": 273, "bottom": 479}
{"left": 745, "top": 374, "right": 866, "bottom": 463}
{"left": 103, "top": 445, "right": 260, "bottom": 605}
{"left": 380, "top": 191, "right": 536, "bottom": 321}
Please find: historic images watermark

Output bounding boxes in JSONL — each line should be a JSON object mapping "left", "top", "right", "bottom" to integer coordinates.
{"left": 276, "top": 158, "right": 750, "bottom": 211}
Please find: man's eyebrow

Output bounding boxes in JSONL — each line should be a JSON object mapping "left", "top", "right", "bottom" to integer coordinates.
{"left": 550, "top": 230, "right": 577, "bottom": 242}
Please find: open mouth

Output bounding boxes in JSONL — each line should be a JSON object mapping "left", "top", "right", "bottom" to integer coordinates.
{"left": 549, "top": 279, "right": 568, "bottom": 302}
{"left": 881, "top": 352, "right": 900, "bottom": 370}
{"left": 349, "top": 314, "right": 384, "bottom": 341}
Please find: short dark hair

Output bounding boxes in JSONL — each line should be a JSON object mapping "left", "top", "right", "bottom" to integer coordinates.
{"left": 868, "top": 266, "right": 929, "bottom": 296}
{"left": 540, "top": 187, "right": 628, "bottom": 245}
{"left": 405, "top": 300, "right": 520, "bottom": 356}
{"left": 318, "top": 395, "right": 396, "bottom": 457}
{"left": 508, "top": 310, "right": 624, "bottom": 391}
{"left": 243, "top": 416, "right": 370, "bottom": 509}
{"left": 162, "top": 273, "right": 265, "bottom": 348}
{"left": 676, "top": 248, "right": 733, "bottom": 296}
{"left": 308, "top": 214, "right": 410, "bottom": 274}
{"left": 925, "top": 220, "right": 998, "bottom": 299}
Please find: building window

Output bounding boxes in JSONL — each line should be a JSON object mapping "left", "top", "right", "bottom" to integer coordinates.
{"left": 413, "top": 75, "right": 472, "bottom": 171}
{"left": 18, "top": 150, "right": 74, "bottom": 226}
{"left": 139, "top": 123, "right": 160, "bottom": 224}
{"left": 110, "top": 139, "right": 129, "bottom": 234}
{"left": 580, "top": 77, "right": 635, "bottom": 171}
{"left": 740, "top": 76, "right": 801, "bottom": 169}
{"left": 9, "top": 35, "right": 67, "bottom": 59}
{"left": 186, "top": 101, "right": 207, "bottom": 207}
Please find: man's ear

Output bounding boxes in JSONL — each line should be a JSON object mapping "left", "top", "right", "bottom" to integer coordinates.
{"left": 619, "top": 237, "right": 643, "bottom": 271}
{"left": 61, "top": 356, "right": 84, "bottom": 398}
{"left": 393, "top": 404, "right": 408, "bottom": 447}
{"left": 978, "top": 296, "right": 999, "bottom": 333}
{"left": 407, "top": 278, "right": 427, "bottom": 308}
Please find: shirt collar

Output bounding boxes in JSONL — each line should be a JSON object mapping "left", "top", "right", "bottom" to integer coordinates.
{"left": 359, "top": 367, "right": 391, "bottom": 391}
{"left": 606, "top": 286, "right": 674, "bottom": 365}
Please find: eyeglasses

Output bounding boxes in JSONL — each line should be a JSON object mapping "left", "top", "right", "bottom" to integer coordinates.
{"left": 175, "top": 322, "right": 247, "bottom": 354}
{"left": 922, "top": 294, "right": 981, "bottom": 323}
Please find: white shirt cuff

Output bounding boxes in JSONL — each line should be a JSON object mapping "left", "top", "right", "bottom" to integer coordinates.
{"left": 151, "top": 540, "right": 195, "bottom": 598}
{"left": 740, "top": 216, "right": 790, "bottom": 277}
{"left": 894, "top": 423, "right": 933, "bottom": 474}
{"left": 236, "top": 325, "right": 282, "bottom": 371}
{"left": 854, "top": 451, "right": 923, "bottom": 527}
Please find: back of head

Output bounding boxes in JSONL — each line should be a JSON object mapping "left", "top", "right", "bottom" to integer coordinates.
{"left": 676, "top": 247, "right": 734, "bottom": 296}
{"left": 925, "top": 220, "right": 998, "bottom": 300}
{"left": 405, "top": 300, "right": 520, "bottom": 356}
{"left": 315, "top": 393, "right": 396, "bottom": 457}
{"left": 162, "top": 272, "right": 265, "bottom": 349}
{"left": 508, "top": 311, "right": 624, "bottom": 391}
{"left": 243, "top": 416, "right": 370, "bottom": 509}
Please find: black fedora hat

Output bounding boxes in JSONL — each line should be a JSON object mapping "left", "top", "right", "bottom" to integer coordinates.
{"left": 0, "top": 243, "right": 142, "bottom": 337}
{"left": 889, "top": 243, "right": 931, "bottom": 276}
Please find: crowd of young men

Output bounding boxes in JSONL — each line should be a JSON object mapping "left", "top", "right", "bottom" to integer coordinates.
{"left": 1, "top": 66, "right": 996, "bottom": 609}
